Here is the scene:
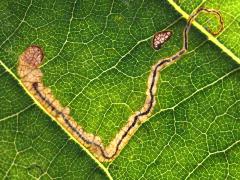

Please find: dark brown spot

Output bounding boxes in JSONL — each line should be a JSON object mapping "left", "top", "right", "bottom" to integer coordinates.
{"left": 152, "top": 30, "right": 172, "bottom": 50}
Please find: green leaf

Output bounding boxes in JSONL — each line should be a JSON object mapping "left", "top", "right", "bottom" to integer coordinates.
{"left": 0, "top": 0, "right": 239, "bottom": 179}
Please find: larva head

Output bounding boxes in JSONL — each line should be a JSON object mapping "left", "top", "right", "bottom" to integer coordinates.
{"left": 152, "top": 30, "right": 172, "bottom": 50}
{"left": 21, "top": 45, "right": 44, "bottom": 67}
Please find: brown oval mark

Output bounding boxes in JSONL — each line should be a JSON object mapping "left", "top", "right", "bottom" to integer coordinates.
{"left": 21, "top": 45, "right": 44, "bottom": 67}
{"left": 152, "top": 30, "right": 172, "bottom": 50}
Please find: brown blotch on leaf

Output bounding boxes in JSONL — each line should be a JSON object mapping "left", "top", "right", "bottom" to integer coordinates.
{"left": 152, "top": 30, "right": 172, "bottom": 50}
{"left": 21, "top": 45, "right": 44, "bottom": 67}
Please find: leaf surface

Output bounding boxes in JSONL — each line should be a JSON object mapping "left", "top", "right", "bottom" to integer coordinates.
{"left": 0, "top": 0, "right": 239, "bottom": 179}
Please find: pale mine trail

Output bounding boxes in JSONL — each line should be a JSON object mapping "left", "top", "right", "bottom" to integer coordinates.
{"left": 17, "top": 7, "right": 223, "bottom": 162}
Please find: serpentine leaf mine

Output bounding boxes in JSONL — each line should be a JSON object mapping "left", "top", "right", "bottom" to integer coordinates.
{"left": 17, "top": 7, "right": 223, "bottom": 162}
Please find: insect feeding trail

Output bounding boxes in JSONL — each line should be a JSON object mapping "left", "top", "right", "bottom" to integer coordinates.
{"left": 17, "top": 7, "right": 223, "bottom": 162}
